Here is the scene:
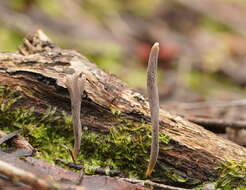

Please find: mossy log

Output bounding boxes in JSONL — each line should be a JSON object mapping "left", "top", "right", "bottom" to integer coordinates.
{"left": 0, "top": 30, "right": 246, "bottom": 186}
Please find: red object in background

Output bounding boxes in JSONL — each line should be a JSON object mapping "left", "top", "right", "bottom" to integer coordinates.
{"left": 136, "top": 42, "right": 179, "bottom": 69}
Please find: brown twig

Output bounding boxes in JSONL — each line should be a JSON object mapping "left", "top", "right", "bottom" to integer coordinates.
{"left": 145, "top": 42, "right": 160, "bottom": 177}
{"left": 119, "top": 177, "right": 190, "bottom": 190}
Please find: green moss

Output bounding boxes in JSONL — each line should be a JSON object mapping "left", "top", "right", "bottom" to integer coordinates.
{"left": 0, "top": 86, "right": 205, "bottom": 185}
{"left": 0, "top": 86, "right": 204, "bottom": 186}
{"left": 153, "top": 161, "right": 202, "bottom": 186}
{"left": 196, "top": 160, "right": 246, "bottom": 190}
{"left": 0, "top": 86, "right": 214, "bottom": 186}
{"left": 214, "top": 160, "right": 246, "bottom": 190}
{"left": 0, "top": 86, "right": 73, "bottom": 160}
{"left": 0, "top": 85, "right": 170, "bottom": 178}
{"left": 0, "top": 86, "right": 217, "bottom": 186}
{"left": 78, "top": 116, "right": 170, "bottom": 178}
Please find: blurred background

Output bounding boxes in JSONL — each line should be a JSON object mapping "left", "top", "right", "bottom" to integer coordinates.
{"left": 1, "top": 0, "right": 246, "bottom": 145}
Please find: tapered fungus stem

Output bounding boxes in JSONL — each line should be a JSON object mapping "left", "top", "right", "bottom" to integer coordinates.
{"left": 64, "top": 72, "right": 85, "bottom": 161}
{"left": 145, "top": 42, "right": 160, "bottom": 177}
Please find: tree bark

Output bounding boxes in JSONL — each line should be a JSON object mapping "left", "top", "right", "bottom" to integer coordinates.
{"left": 0, "top": 30, "right": 246, "bottom": 185}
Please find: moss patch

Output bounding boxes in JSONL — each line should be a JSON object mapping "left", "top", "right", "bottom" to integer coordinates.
{"left": 0, "top": 85, "right": 170, "bottom": 179}
{"left": 2, "top": 85, "right": 231, "bottom": 187}
{"left": 215, "top": 160, "right": 246, "bottom": 190}
{"left": 0, "top": 86, "right": 74, "bottom": 161}
{"left": 78, "top": 117, "right": 170, "bottom": 178}
{"left": 0, "top": 85, "right": 213, "bottom": 186}
{"left": 196, "top": 160, "right": 246, "bottom": 190}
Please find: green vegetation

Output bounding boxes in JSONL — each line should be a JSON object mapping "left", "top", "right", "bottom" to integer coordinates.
{"left": 2, "top": 86, "right": 246, "bottom": 188}
{"left": 0, "top": 85, "right": 170, "bottom": 179}
{"left": 0, "top": 86, "right": 219, "bottom": 186}
{"left": 2, "top": 86, "right": 245, "bottom": 188}
{"left": 79, "top": 117, "right": 169, "bottom": 178}
{"left": 0, "top": 86, "right": 73, "bottom": 161}
{"left": 214, "top": 160, "right": 246, "bottom": 190}
{"left": 196, "top": 160, "right": 246, "bottom": 190}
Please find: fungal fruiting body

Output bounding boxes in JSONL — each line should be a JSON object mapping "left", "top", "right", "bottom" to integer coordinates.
{"left": 64, "top": 72, "right": 85, "bottom": 161}
{"left": 145, "top": 43, "right": 160, "bottom": 177}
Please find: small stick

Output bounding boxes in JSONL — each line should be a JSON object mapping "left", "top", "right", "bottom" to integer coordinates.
{"left": 145, "top": 42, "right": 160, "bottom": 177}
{"left": 119, "top": 177, "right": 190, "bottom": 190}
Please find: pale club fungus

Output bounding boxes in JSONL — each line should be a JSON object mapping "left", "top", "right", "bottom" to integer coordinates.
{"left": 64, "top": 71, "right": 85, "bottom": 162}
{"left": 145, "top": 42, "right": 160, "bottom": 177}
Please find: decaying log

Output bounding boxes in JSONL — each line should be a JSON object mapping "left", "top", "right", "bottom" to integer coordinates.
{"left": 0, "top": 30, "right": 246, "bottom": 186}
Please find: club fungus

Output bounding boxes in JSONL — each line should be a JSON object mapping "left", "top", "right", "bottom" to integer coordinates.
{"left": 64, "top": 71, "right": 85, "bottom": 161}
{"left": 145, "top": 42, "right": 160, "bottom": 177}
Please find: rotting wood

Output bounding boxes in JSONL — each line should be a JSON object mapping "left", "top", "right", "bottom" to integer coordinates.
{"left": 0, "top": 151, "right": 147, "bottom": 190}
{"left": 0, "top": 130, "right": 34, "bottom": 151}
{"left": 0, "top": 30, "right": 246, "bottom": 186}
{"left": 0, "top": 159, "right": 65, "bottom": 190}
